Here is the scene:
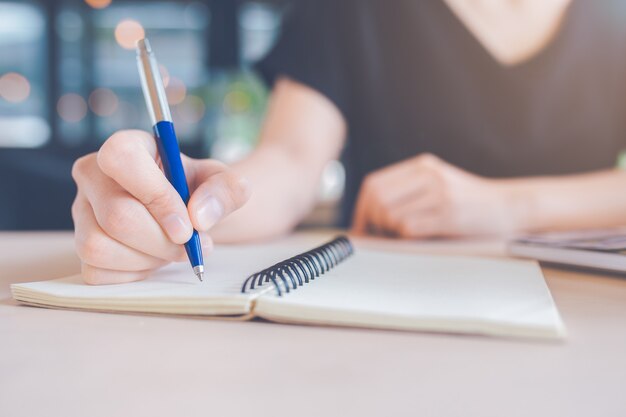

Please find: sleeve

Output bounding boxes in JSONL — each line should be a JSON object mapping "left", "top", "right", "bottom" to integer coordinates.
{"left": 255, "top": 0, "right": 348, "bottom": 114}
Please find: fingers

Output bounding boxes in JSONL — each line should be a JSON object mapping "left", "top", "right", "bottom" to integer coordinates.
{"left": 382, "top": 191, "right": 444, "bottom": 231}
{"left": 97, "top": 130, "right": 193, "bottom": 244}
{"left": 81, "top": 263, "right": 152, "bottom": 285}
{"left": 188, "top": 160, "right": 252, "bottom": 231}
{"left": 355, "top": 174, "right": 435, "bottom": 234}
{"left": 352, "top": 171, "right": 438, "bottom": 235}
{"left": 71, "top": 131, "right": 227, "bottom": 285}
{"left": 352, "top": 183, "right": 372, "bottom": 235}
{"left": 395, "top": 215, "right": 444, "bottom": 239}
{"left": 73, "top": 153, "right": 189, "bottom": 262}
{"left": 352, "top": 153, "right": 448, "bottom": 237}
{"left": 72, "top": 193, "right": 170, "bottom": 271}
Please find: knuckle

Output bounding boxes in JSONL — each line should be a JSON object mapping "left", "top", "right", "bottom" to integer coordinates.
{"left": 416, "top": 153, "right": 439, "bottom": 166}
{"left": 224, "top": 173, "right": 250, "bottom": 208}
{"left": 70, "top": 197, "right": 80, "bottom": 221}
{"left": 142, "top": 184, "right": 175, "bottom": 212}
{"left": 362, "top": 175, "right": 375, "bottom": 190}
{"left": 71, "top": 154, "right": 96, "bottom": 184}
{"left": 362, "top": 175, "right": 382, "bottom": 196}
{"left": 100, "top": 201, "right": 137, "bottom": 237}
{"left": 75, "top": 233, "right": 106, "bottom": 266}
{"left": 81, "top": 265, "right": 103, "bottom": 285}
{"left": 97, "top": 131, "right": 141, "bottom": 173}
{"left": 424, "top": 165, "right": 445, "bottom": 189}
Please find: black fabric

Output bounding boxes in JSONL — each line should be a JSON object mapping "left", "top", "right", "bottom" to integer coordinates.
{"left": 257, "top": 0, "right": 626, "bottom": 226}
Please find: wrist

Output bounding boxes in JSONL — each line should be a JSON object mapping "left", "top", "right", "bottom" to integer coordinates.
{"left": 492, "top": 179, "right": 535, "bottom": 235}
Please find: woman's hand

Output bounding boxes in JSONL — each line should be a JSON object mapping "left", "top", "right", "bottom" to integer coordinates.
{"left": 71, "top": 130, "right": 251, "bottom": 285}
{"left": 352, "top": 154, "right": 518, "bottom": 239}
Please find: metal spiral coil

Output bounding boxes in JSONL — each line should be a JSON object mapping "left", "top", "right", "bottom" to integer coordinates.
{"left": 241, "top": 236, "right": 354, "bottom": 296}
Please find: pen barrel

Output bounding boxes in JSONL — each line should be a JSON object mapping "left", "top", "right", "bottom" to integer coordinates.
{"left": 153, "top": 121, "right": 189, "bottom": 202}
{"left": 153, "top": 121, "right": 203, "bottom": 268}
{"left": 185, "top": 231, "right": 203, "bottom": 268}
{"left": 136, "top": 39, "right": 171, "bottom": 125}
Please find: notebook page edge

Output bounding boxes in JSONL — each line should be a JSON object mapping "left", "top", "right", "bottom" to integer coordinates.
{"left": 11, "top": 274, "right": 254, "bottom": 317}
{"left": 253, "top": 301, "right": 566, "bottom": 341}
{"left": 12, "top": 298, "right": 254, "bottom": 320}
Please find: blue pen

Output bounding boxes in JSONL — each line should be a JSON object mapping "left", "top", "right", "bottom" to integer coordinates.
{"left": 136, "top": 38, "right": 204, "bottom": 281}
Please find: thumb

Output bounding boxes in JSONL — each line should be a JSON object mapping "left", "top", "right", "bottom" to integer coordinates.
{"left": 188, "top": 161, "right": 252, "bottom": 232}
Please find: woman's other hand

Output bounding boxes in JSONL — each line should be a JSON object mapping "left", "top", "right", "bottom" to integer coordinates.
{"left": 352, "top": 154, "right": 517, "bottom": 238}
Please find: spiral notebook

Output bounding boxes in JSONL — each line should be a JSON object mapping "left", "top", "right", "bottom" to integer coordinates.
{"left": 11, "top": 236, "right": 566, "bottom": 340}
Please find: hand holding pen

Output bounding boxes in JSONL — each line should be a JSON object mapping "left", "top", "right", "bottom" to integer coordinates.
{"left": 136, "top": 38, "right": 206, "bottom": 280}
{"left": 69, "top": 38, "right": 250, "bottom": 285}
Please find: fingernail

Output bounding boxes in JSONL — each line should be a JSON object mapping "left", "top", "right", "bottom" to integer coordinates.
{"left": 162, "top": 214, "right": 191, "bottom": 243}
{"left": 196, "top": 195, "right": 224, "bottom": 230}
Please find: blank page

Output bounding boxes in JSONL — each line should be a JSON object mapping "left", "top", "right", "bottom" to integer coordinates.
{"left": 254, "top": 249, "right": 566, "bottom": 340}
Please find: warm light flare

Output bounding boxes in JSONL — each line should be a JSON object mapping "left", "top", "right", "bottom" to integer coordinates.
{"left": 88, "top": 88, "right": 119, "bottom": 117}
{"left": 223, "top": 90, "right": 251, "bottom": 113}
{"left": 114, "top": 19, "right": 145, "bottom": 50}
{"left": 84, "top": 0, "right": 112, "bottom": 9}
{"left": 159, "top": 64, "right": 170, "bottom": 88}
{"left": 0, "top": 72, "right": 31, "bottom": 103}
{"left": 57, "top": 93, "right": 87, "bottom": 123}
{"left": 165, "top": 77, "right": 187, "bottom": 105}
{"left": 176, "top": 95, "right": 205, "bottom": 124}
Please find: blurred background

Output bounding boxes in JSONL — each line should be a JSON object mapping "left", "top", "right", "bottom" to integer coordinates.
{"left": 0, "top": 0, "right": 344, "bottom": 230}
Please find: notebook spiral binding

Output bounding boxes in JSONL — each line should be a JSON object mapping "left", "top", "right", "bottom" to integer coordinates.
{"left": 241, "top": 236, "right": 354, "bottom": 296}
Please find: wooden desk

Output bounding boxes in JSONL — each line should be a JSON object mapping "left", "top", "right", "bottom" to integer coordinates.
{"left": 1, "top": 231, "right": 626, "bottom": 417}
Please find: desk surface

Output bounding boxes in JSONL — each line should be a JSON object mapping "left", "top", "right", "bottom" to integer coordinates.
{"left": 1, "top": 231, "right": 626, "bottom": 417}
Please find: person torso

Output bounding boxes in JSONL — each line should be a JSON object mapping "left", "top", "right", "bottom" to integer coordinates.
{"left": 334, "top": 0, "right": 626, "bottom": 224}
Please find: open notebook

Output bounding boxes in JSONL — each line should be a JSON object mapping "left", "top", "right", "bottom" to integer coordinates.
{"left": 11, "top": 236, "right": 566, "bottom": 340}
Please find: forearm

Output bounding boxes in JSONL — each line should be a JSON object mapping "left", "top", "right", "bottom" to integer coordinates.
{"left": 208, "top": 78, "right": 346, "bottom": 243}
{"left": 502, "top": 169, "right": 626, "bottom": 233}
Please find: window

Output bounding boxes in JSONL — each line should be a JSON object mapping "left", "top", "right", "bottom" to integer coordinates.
{"left": 0, "top": 0, "right": 283, "bottom": 154}
{"left": 0, "top": 1, "right": 348, "bottom": 231}
{"left": 0, "top": 2, "right": 50, "bottom": 148}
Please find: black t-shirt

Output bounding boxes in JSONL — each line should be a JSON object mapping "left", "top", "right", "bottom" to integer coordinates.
{"left": 257, "top": 0, "right": 626, "bottom": 226}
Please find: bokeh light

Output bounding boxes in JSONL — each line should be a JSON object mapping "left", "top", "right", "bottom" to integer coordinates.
{"left": 176, "top": 95, "right": 205, "bottom": 124}
{"left": 0, "top": 72, "right": 31, "bottom": 103}
{"left": 223, "top": 89, "right": 251, "bottom": 114}
{"left": 84, "top": 0, "right": 112, "bottom": 9}
{"left": 88, "top": 88, "right": 118, "bottom": 117}
{"left": 114, "top": 19, "right": 144, "bottom": 50}
{"left": 57, "top": 93, "right": 87, "bottom": 123}
{"left": 159, "top": 64, "right": 170, "bottom": 88}
{"left": 165, "top": 77, "right": 186, "bottom": 105}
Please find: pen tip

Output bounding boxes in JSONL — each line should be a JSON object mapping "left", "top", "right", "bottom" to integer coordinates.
{"left": 193, "top": 265, "right": 204, "bottom": 282}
